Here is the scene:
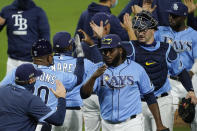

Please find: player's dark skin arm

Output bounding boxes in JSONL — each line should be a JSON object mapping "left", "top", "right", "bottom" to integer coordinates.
{"left": 80, "top": 65, "right": 107, "bottom": 99}
{"left": 148, "top": 103, "right": 167, "bottom": 131}
{"left": 144, "top": 92, "right": 169, "bottom": 131}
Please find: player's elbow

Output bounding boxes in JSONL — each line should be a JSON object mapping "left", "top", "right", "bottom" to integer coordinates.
{"left": 80, "top": 86, "right": 91, "bottom": 99}
{"left": 53, "top": 120, "right": 64, "bottom": 126}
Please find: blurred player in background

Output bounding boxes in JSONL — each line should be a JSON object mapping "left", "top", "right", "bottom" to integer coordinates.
{"left": 0, "top": 64, "right": 66, "bottom": 131}
{"left": 75, "top": 0, "right": 129, "bottom": 41}
{"left": 184, "top": 0, "right": 197, "bottom": 30}
{"left": 118, "top": 0, "right": 181, "bottom": 26}
{"left": 0, "top": 0, "right": 50, "bottom": 74}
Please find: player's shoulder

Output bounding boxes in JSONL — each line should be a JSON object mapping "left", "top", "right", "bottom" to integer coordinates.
{"left": 128, "top": 59, "right": 144, "bottom": 70}
{"left": 187, "top": 27, "right": 197, "bottom": 34}
{"left": 1, "top": 4, "right": 14, "bottom": 12}
{"left": 157, "top": 26, "right": 171, "bottom": 32}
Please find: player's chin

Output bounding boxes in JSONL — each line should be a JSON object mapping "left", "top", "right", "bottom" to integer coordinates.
{"left": 104, "top": 59, "right": 112, "bottom": 65}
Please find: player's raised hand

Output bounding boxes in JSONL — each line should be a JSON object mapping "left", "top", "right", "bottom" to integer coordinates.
{"left": 50, "top": 80, "right": 66, "bottom": 98}
{"left": 92, "top": 64, "right": 107, "bottom": 79}
{"left": 90, "top": 21, "right": 104, "bottom": 39}
{"left": 78, "top": 29, "right": 95, "bottom": 46}
{"left": 131, "top": 5, "right": 143, "bottom": 15}
{"left": 142, "top": 0, "right": 157, "bottom": 13}
{"left": 120, "top": 13, "right": 132, "bottom": 31}
{"left": 184, "top": 0, "right": 197, "bottom": 13}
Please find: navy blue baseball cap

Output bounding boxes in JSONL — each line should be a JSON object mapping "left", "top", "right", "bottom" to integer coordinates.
{"left": 31, "top": 39, "right": 53, "bottom": 57}
{"left": 100, "top": 34, "right": 132, "bottom": 56}
{"left": 15, "top": 64, "right": 42, "bottom": 83}
{"left": 53, "top": 31, "right": 74, "bottom": 49}
{"left": 91, "top": 12, "right": 110, "bottom": 26}
{"left": 166, "top": 2, "right": 188, "bottom": 16}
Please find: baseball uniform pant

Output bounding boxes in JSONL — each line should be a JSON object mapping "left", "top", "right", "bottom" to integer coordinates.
{"left": 191, "top": 74, "right": 197, "bottom": 131}
{"left": 6, "top": 57, "right": 31, "bottom": 74}
{"left": 142, "top": 93, "right": 174, "bottom": 131}
{"left": 102, "top": 113, "right": 144, "bottom": 131}
{"left": 170, "top": 75, "right": 197, "bottom": 131}
{"left": 82, "top": 94, "right": 101, "bottom": 131}
{"left": 52, "top": 109, "right": 82, "bottom": 131}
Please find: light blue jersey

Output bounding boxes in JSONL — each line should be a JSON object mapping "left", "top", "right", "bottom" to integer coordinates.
{"left": 51, "top": 55, "right": 96, "bottom": 107}
{"left": 129, "top": 41, "right": 184, "bottom": 96}
{"left": 155, "top": 26, "right": 197, "bottom": 70}
{"left": 0, "top": 64, "right": 77, "bottom": 111}
{"left": 86, "top": 59, "right": 154, "bottom": 123}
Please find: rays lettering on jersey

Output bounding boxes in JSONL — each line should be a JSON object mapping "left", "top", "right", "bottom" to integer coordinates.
{"left": 100, "top": 74, "right": 134, "bottom": 88}
{"left": 164, "top": 36, "right": 192, "bottom": 53}
{"left": 12, "top": 13, "right": 27, "bottom": 35}
{"left": 51, "top": 63, "right": 76, "bottom": 73}
{"left": 37, "top": 72, "right": 56, "bottom": 85}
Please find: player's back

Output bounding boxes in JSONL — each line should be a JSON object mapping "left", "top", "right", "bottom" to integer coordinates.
{"left": 51, "top": 55, "right": 95, "bottom": 107}
{"left": 34, "top": 65, "right": 77, "bottom": 110}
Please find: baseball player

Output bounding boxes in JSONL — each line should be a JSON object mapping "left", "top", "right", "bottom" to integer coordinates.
{"left": 154, "top": 2, "right": 197, "bottom": 130}
{"left": 0, "top": 39, "right": 78, "bottom": 130}
{"left": 50, "top": 31, "right": 99, "bottom": 131}
{"left": 0, "top": 64, "right": 67, "bottom": 131}
{"left": 118, "top": 0, "right": 181, "bottom": 26}
{"left": 0, "top": 0, "right": 50, "bottom": 74}
{"left": 75, "top": 0, "right": 129, "bottom": 42}
{"left": 80, "top": 34, "right": 169, "bottom": 131}
{"left": 121, "top": 10, "right": 197, "bottom": 131}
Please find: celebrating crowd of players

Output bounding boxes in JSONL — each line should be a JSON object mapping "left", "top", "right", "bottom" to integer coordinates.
{"left": 1, "top": 0, "right": 197, "bottom": 131}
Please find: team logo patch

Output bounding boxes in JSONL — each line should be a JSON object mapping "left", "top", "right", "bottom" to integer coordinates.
{"left": 102, "top": 38, "right": 112, "bottom": 45}
{"left": 173, "top": 3, "right": 178, "bottom": 11}
{"left": 101, "top": 74, "right": 134, "bottom": 88}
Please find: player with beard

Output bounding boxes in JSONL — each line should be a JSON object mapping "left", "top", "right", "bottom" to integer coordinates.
{"left": 80, "top": 34, "right": 168, "bottom": 131}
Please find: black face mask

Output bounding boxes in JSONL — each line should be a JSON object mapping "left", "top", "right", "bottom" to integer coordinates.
{"left": 24, "top": 82, "right": 36, "bottom": 93}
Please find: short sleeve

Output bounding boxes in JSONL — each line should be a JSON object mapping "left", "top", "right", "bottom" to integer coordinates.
{"left": 167, "top": 45, "right": 184, "bottom": 76}
{"left": 138, "top": 67, "right": 154, "bottom": 95}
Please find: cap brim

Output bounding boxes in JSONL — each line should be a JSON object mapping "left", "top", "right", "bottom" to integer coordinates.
{"left": 166, "top": 10, "right": 183, "bottom": 16}
{"left": 99, "top": 45, "right": 118, "bottom": 50}
{"left": 35, "top": 69, "right": 43, "bottom": 77}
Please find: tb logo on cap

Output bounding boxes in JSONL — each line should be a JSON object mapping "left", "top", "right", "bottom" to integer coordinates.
{"left": 173, "top": 3, "right": 178, "bottom": 11}
{"left": 102, "top": 38, "right": 112, "bottom": 45}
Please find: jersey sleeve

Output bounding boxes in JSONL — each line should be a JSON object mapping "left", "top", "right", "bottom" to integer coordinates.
{"left": 166, "top": 45, "right": 184, "bottom": 76}
{"left": 0, "top": 68, "right": 16, "bottom": 87}
{"left": 83, "top": 62, "right": 101, "bottom": 92}
{"left": 138, "top": 66, "right": 154, "bottom": 95}
{"left": 28, "top": 96, "right": 54, "bottom": 122}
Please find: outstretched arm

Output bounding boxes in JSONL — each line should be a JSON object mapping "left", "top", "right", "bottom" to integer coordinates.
{"left": 80, "top": 64, "right": 107, "bottom": 99}
{"left": 144, "top": 92, "right": 169, "bottom": 131}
